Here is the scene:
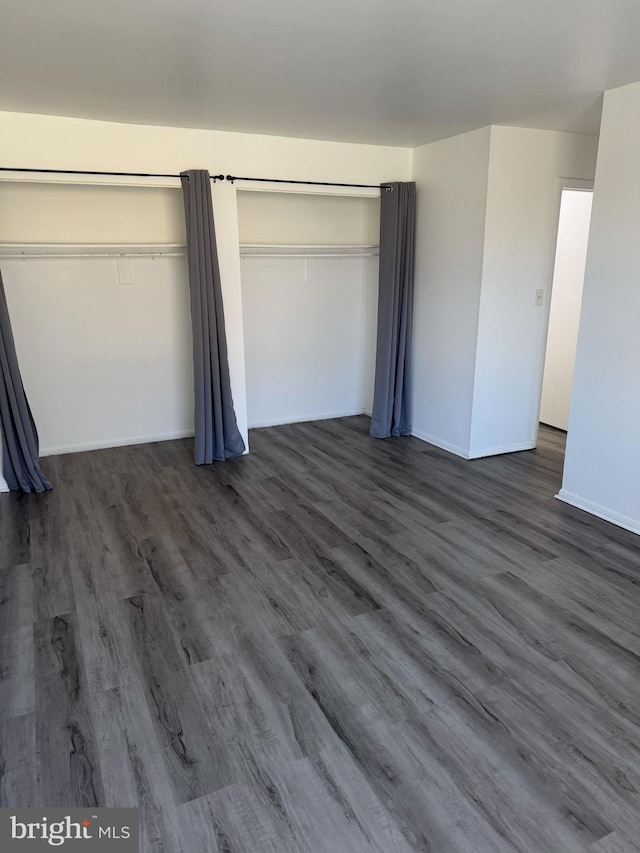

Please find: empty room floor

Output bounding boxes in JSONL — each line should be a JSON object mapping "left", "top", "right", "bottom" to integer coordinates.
{"left": 1, "top": 417, "right": 639, "bottom": 852}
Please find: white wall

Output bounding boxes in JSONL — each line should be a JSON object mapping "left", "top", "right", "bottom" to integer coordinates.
{"left": 237, "top": 191, "right": 379, "bottom": 245}
{"left": 560, "top": 80, "right": 640, "bottom": 534}
{"left": 0, "top": 112, "right": 410, "bottom": 186}
{"left": 410, "top": 126, "right": 491, "bottom": 457}
{"left": 0, "top": 182, "right": 186, "bottom": 243}
{"left": 468, "top": 127, "right": 598, "bottom": 457}
{"left": 0, "top": 110, "right": 410, "bottom": 478}
{"left": 539, "top": 189, "right": 593, "bottom": 431}
{"left": 409, "top": 125, "right": 597, "bottom": 459}
{"left": 2, "top": 256, "right": 193, "bottom": 455}
{"left": 242, "top": 257, "right": 378, "bottom": 428}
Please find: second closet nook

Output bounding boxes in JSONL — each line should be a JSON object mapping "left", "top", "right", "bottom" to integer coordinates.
{"left": 237, "top": 190, "right": 380, "bottom": 429}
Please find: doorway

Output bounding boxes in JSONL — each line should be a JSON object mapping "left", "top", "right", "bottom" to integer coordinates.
{"left": 538, "top": 185, "right": 594, "bottom": 473}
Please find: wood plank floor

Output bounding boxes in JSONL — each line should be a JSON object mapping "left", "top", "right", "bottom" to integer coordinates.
{"left": 2, "top": 417, "right": 640, "bottom": 852}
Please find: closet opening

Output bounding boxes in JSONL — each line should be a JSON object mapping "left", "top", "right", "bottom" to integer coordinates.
{"left": 0, "top": 180, "right": 194, "bottom": 456}
{"left": 236, "top": 189, "right": 380, "bottom": 431}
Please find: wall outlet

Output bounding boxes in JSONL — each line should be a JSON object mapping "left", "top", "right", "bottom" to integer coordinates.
{"left": 535, "top": 288, "right": 544, "bottom": 307}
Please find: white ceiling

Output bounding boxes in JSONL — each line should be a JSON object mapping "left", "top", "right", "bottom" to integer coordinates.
{"left": 2, "top": 0, "right": 640, "bottom": 147}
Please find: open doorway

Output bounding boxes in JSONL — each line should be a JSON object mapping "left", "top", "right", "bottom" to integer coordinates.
{"left": 538, "top": 185, "right": 593, "bottom": 475}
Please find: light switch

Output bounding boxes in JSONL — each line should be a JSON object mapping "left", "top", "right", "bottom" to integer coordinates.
{"left": 534, "top": 288, "right": 544, "bottom": 307}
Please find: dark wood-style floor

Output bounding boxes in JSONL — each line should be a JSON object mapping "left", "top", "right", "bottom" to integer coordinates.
{"left": 2, "top": 417, "right": 640, "bottom": 852}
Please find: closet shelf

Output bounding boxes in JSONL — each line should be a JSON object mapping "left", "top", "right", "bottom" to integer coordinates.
{"left": 0, "top": 242, "right": 380, "bottom": 260}
{"left": 0, "top": 242, "right": 186, "bottom": 259}
{"left": 239, "top": 244, "right": 379, "bottom": 258}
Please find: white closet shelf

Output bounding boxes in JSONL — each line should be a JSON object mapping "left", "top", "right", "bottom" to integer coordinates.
{"left": 239, "top": 244, "right": 379, "bottom": 258}
{"left": 0, "top": 242, "right": 380, "bottom": 260}
{"left": 0, "top": 243, "right": 187, "bottom": 259}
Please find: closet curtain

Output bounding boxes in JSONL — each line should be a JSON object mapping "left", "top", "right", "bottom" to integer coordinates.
{"left": 180, "top": 170, "right": 245, "bottom": 464}
{"left": 370, "top": 181, "right": 416, "bottom": 439}
{"left": 0, "top": 268, "right": 52, "bottom": 492}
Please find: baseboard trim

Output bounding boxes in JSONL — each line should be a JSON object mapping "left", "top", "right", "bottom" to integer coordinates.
{"left": 556, "top": 489, "right": 640, "bottom": 537}
{"left": 249, "top": 410, "right": 366, "bottom": 429}
{"left": 40, "top": 429, "right": 195, "bottom": 457}
{"left": 468, "top": 442, "right": 536, "bottom": 459}
{"left": 0, "top": 475, "right": 9, "bottom": 493}
{"left": 409, "top": 429, "right": 470, "bottom": 459}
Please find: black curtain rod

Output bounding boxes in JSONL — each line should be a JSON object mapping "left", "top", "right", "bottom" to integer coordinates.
{"left": 0, "top": 168, "right": 390, "bottom": 190}
{"left": 225, "top": 174, "right": 392, "bottom": 191}
{"left": 0, "top": 167, "right": 225, "bottom": 181}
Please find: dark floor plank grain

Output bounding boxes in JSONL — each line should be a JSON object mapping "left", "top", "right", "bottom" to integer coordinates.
{"left": 592, "top": 831, "right": 639, "bottom": 852}
{"left": 0, "top": 713, "right": 36, "bottom": 807}
{"left": 33, "top": 615, "right": 104, "bottom": 807}
{"left": 0, "top": 563, "right": 34, "bottom": 719}
{"left": 120, "top": 591, "right": 235, "bottom": 804}
{"left": 91, "top": 681, "right": 191, "bottom": 853}
{"left": 1, "top": 418, "right": 639, "bottom": 851}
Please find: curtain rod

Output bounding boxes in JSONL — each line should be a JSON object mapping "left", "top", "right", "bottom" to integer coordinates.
{"left": 0, "top": 168, "right": 389, "bottom": 190}
{"left": 0, "top": 167, "right": 225, "bottom": 180}
{"left": 225, "top": 174, "right": 392, "bottom": 191}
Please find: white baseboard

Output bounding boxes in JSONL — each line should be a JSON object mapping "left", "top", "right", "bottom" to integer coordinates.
{"left": 468, "top": 441, "right": 536, "bottom": 459}
{"left": 249, "top": 409, "right": 366, "bottom": 429}
{"left": 0, "top": 475, "right": 9, "bottom": 493}
{"left": 409, "top": 428, "right": 470, "bottom": 459}
{"left": 556, "top": 489, "right": 640, "bottom": 537}
{"left": 39, "top": 413, "right": 367, "bottom": 456}
{"left": 409, "top": 431, "right": 536, "bottom": 462}
{"left": 40, "top": 428, "right": 195, "bottom": 457}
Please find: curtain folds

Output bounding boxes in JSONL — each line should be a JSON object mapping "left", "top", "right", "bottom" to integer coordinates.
{"left": 369, "top": 181, "right": 416, "bottom": 439}
{"left": 181, "top": 170, "right": 245, "bottom": 464}
{"left": 0, "top": 268, "right": 52, "bottom": 493}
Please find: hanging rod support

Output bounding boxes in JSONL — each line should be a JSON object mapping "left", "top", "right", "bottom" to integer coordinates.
{"left": 225, "top": 175, "right": 392, "bottom": 191}
{"left": 0, "top": 167, "right": 225, "bottom": 181}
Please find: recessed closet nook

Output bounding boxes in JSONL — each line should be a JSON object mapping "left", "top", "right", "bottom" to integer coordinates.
{"left": 0, "top": 180, "right": 381, "bottom": 455}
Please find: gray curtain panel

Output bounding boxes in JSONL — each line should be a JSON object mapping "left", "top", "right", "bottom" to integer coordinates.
{"left": 370, "top": 181, "right": 416, "bottom": 439}
{"left": 180, "top": 170, "right": 245, "bottom": 464}
{"left": 0, "top": 268, "right": 52, "bottom": 492}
